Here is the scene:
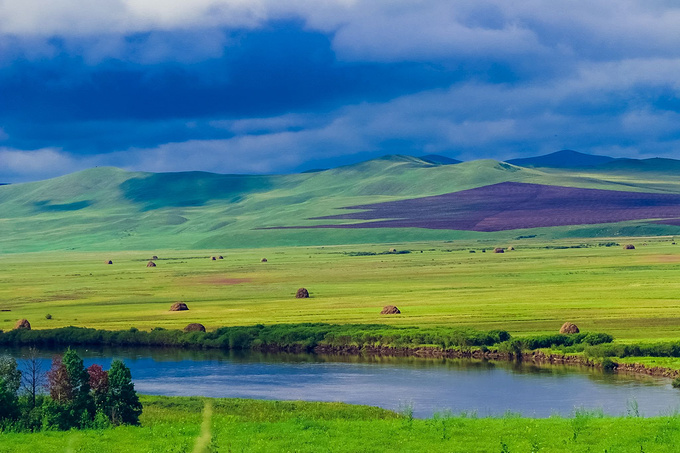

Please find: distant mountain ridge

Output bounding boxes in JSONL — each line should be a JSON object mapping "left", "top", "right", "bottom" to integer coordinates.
{"left": 420, "top": 154, "right": 462, "bottom": 165}
{"left": 506, "top": 150, "right": 617, "bottom": 168}
{"left": 2, "top": 152, "right": 680, "bottom": 252}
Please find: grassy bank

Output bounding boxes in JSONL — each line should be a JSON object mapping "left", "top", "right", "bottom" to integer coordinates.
{"left": 2, "top": 395, "right": 680, "bottom": 452}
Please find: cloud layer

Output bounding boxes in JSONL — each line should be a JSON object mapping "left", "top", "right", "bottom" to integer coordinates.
{"left": 1, "top": 1, "right": 679, "bottom": 181}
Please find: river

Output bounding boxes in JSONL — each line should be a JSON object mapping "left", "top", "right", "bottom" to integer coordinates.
{"left": 4, "top": 346, "right": 679, "bottom": 418}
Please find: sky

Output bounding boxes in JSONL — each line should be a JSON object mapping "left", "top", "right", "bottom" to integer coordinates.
{"left": 1, "top": 1, "right": 680, "bottom": 182}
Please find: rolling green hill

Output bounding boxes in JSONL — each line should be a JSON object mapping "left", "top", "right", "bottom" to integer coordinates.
{"left": 2, "top": 155, "right": 680, "bottom": 252}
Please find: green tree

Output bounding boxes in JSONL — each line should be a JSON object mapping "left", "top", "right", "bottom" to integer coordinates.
{"left": 0, "top": 356, "right": 21, "bottom": 395}
{"left": 0, "top": 356, "right": 21, "bottom": 422}
{"left": 107, "top": 360, "right": 142, "bottom": 425}
{"left": 61, "top": 348, "right": 94, "bottom": 426}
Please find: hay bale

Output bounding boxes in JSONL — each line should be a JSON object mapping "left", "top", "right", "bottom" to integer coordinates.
{"left": 218, "top": 256, "right": 224, "bottom": 260}
{"left": 380, "top": 305, "right": 401, "bottom": 315}
{"left": 295, "top": 288, "right": 309, "bottom": 298}
{"left": 211, "top": 256, "right": 217, "bottom": 260}
{"left": 170, "top": 302, "right": 189, "bottom": 311}
{"left": 388, "top": 248, "right": 397, "bottom": 253}
{"left": 184, "top": 323, "right": 205, "bottom": 332}
{"left": 559, "top": 322, "right": 580, "bottom": 334}
{"left": 146, "top": 261, "right": 157, "bottom": 267}
{"left": 623, "top": 244, "right": 635, "bottom": 250}
{"left": 261, "top": 258, "right": 268, "bottom": 262}
{"left": 105, "top": 260, "right": 113, "bottom": 264}
{"left": 507, "top": 246, "right": 515, "bottom": 251}
{"left": 152, "top": 255, "right": 159, "bottom": 260}
{"left": 14, "top": 319, "right": 31, "bottom": 330}
{"left": 494, "top": 247, "right": 505, "bottom": 253}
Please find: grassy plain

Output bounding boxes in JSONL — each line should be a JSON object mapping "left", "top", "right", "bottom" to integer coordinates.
{"left": 2, "top": 395, "right": 680, "bottom": 452}
{"left": 2, "top": 237, "right": 680, "bottom": 343}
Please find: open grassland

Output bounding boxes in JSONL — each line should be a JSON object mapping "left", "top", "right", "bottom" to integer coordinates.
{"left": 2, "top": 238, "right": 680, "bottom": 343}
{"left": 2, "top": 395, "right": 680, "bottom": 452}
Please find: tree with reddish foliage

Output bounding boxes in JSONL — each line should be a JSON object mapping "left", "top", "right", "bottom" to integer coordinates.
{"left": 87, "top": 364, "right": 109, "bottom": 412}
{"left": 46, "top": 356, "right": 72, "bottom": 403}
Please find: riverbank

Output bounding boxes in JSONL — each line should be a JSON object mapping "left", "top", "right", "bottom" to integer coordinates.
{"left": 3, "top": 323, "right": 679, "bottom": 380}
{"left": 1, "top": 395, "right": 679, "bottom": 452}
{"left": 314, "top": 344, "right": 680, "bottom": 379}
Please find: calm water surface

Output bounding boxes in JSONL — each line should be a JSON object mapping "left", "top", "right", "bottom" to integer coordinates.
{"left": 4, "top": 346, "right": 680, "bottom": 418}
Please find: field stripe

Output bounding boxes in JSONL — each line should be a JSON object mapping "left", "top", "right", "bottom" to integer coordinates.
{"left": 192, "top": 400, "right": 213, "bottom": 453}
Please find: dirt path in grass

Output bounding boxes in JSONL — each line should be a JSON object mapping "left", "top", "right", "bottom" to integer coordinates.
{"left": 192, "top": 400, "right": 213, "bottom": 453}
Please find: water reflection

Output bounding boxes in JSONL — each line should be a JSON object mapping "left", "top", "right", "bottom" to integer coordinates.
{"left": 2, "top": 346, "right": 677, "bottom": 418}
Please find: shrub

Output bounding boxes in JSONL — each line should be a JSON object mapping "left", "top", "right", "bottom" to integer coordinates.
{"left": 601, "top": 358, "right": 617, "bottom": 371}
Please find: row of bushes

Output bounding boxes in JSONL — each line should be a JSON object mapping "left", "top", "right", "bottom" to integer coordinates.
{"left": 0, "top": 323, "right": 616, "bottom": 353}
{"left": 519, "top": 332, "right": 613, "bottom": 349}
{"left": 0, "top": 324, "right": 511, "bottom": 351}
{"left": 495, "top": 333, "right": 614, "bottom": 355}
{"left": 585, "top": 342, "right": 680, "bottom": 358}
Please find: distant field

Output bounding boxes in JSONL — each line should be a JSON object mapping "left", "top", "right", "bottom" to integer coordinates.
{"left": 2, "top": 238, "right": 680, "bottom": 342}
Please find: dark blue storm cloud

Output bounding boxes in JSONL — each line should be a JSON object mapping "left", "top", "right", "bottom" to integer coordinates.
{"left": 0, "top": 1, "right": 679, "bottom": 181}
{"left": 1, "top": 23, "right": 477, "bottom": 154}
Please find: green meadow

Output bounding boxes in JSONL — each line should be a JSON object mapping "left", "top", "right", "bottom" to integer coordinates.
{"left": 2, "top": 395, "right": 680, "bottom": 453}
{"left": 2, "top": 237, "right": 680, "bottom": 344}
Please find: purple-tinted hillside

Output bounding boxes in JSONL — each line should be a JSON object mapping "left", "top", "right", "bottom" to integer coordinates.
{"left": 295, "top": 182, "right": 680, "bottom": 232}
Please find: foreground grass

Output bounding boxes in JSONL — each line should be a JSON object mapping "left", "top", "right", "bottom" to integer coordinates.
{"left": 2, "top": 395, "right": 680, "bottom": 452}
{"left": 2, "top": 239, "right": 680, "bottom": 343}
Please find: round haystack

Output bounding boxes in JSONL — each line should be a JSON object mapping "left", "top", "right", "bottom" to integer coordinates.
{"left": 388, "top": 248, "right": 397, "bottom": 253}
{"left": 559, "top": 322, "right": 580, "bottom": 334}
{"left": 380, "top": 305, "right": 401, "bottom": 315}
{"left": 295, "top": 288, "right": 309, "bottom": 298}
{"left": 146, "top": 261, "right": 157, "bottom": 267}
{"left": 218, "top": 256, "right": 224, "bottom": 260}
{"left": 261, "top": 258, "right": 268, "bottom": 262}
{"left": 211, "top": 256, "right": 217, "bottom": 260}
{"left": 623, "top": 244, "right": 636, "bottom": 250}
{"left": 184, "top": 323, "right": 205, "bottom": 332}
{"left": 105, "top": 260, "right": 113, "bottom": 264}
{"left": 507, "top": 246, "right": 515, "bottom": 251}
{"left": 14, "top": 319, "right": 31, "bottom": 330}
{"left": 170, "top": 302, "right": 189, "bottom": 311}
{"left": 152, "top": 255, "right": 159, "bottom": 260}
{"left": 494, "top": 247, "right": 505, "bottom": 253}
